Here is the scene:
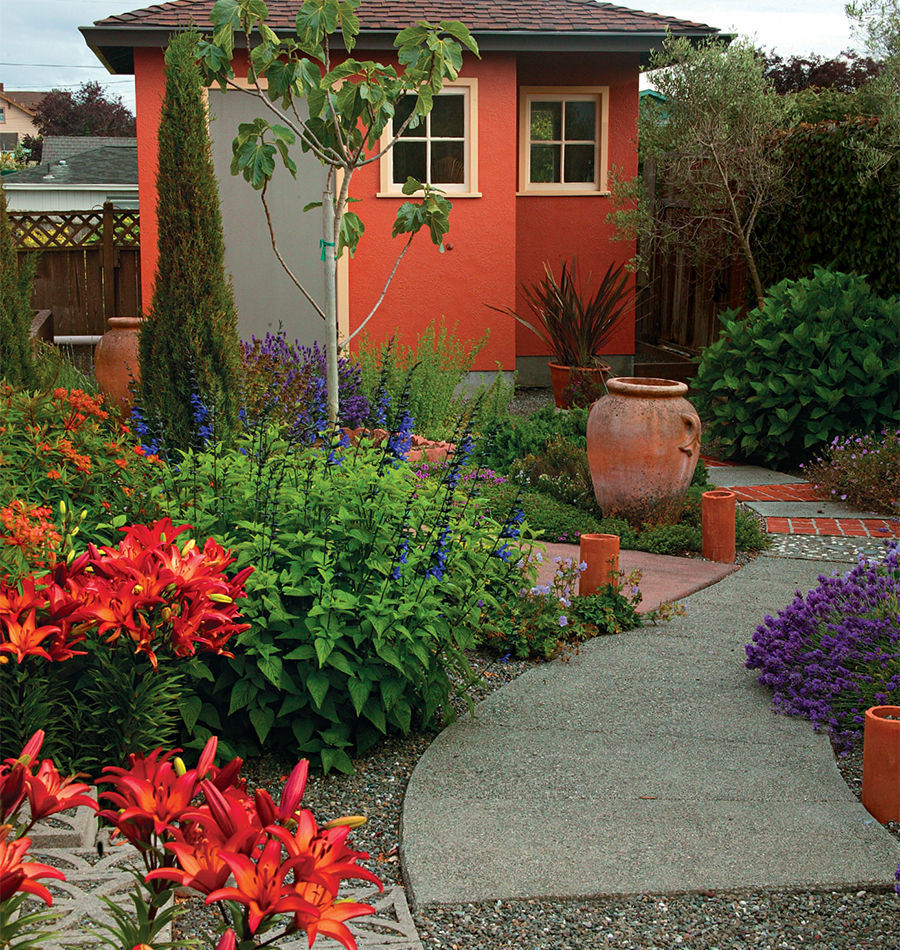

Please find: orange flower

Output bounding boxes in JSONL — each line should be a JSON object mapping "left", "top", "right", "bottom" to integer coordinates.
{"left": 46, "top": 469, "right": 61, "bottom": 480}
{"left": 115, "top": 458, "right": 128, "bottom": 469}
{"left": 26, "top": 759, "right": 98, "bottom": 822}
{"left": 0, "top": 825, "right": 66, "bottom": 904}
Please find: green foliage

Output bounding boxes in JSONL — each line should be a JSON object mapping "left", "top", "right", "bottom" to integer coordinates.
{"left": 138, "top": 30, "right": 243, "bottom": 452}
{"left": 754, "top": 118, "right": 899, "bottom": 298}
{"left": 0, "top": 185, "right": 37, "bottom": 388}
{"left": 693, "top": 268, "right": 900, "bottom": 468}
{"left": 488, "top": 260, "right": 631, "bottom": 368}
{"left": 570, "top": 577, "right": 644, "bottom": 637}
{"left": 0, "top": 648, "right": 186, "bottom": 776}
{"left": 479, "top": 404, "right": 589, "bottom": 474}
{"left": 151, "top": 429, "right": 533, "bottom": 772}
{"left": 32, "top": 340, "right": 98, "bottom": 392}
{"left": 356, "top": 320, "right": 512, "bottom": 440}
{"left": 804, "top": 427, "right": 900, "bottom": 515}
{"left": 510, "top": 434, "right": 594, "bottom": 511}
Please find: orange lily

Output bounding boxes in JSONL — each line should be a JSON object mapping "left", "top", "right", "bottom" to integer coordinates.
{"left": 0, "top": 825, "right": 65, "bottom": 904}
{"left": 26, "top": 759, "right": 98, "bottom": 822}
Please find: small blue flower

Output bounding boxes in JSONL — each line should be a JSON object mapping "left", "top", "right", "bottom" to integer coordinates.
{"left": 558, "top": 615, "right": 568, "bottom": 627}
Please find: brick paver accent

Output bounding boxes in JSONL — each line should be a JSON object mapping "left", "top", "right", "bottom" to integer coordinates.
{"left": 730, "top": 483, "right": 824, "bottom": 502}
{"left": 765, "top": 518, "right": 900, "bottom": 538}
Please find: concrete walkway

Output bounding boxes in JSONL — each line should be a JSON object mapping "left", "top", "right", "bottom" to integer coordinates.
{"left": 401, "top": 463, "right": 900, "bottom": 909}
{"left": 401, "top": 556, "right": 900, "bottom": 908}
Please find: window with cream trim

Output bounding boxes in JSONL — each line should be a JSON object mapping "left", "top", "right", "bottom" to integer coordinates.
{"left": 379, "top": 79, "right": 479, "bottom": 196}
{"left": 519, "top": 87, "right": 609, "bottom": 194}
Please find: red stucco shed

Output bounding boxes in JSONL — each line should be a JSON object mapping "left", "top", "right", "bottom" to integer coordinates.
{"left": 81, "top": 0, "right": 720, "bottom": 380}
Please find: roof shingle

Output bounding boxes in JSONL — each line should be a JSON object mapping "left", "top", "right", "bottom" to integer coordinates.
{"left": 92, "top": 0, "right": 718, "bottom": 36}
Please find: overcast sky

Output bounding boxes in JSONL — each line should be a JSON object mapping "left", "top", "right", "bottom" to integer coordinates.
{"left": 1, "top": 1, "right": 866, "bottom": 116}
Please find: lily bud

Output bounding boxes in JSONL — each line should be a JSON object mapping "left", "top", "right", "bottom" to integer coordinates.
{"left": 322, "top": 815, "right": 367, "bottom": 830}
{"left": 66, "top": 549, "right": 76, "bottom": 565}
{"left": 160, "top": 607, "right": 172, "bottom": 622}
{"left": 208, "top": 593, "right": 233, "bottom": 604}
{"left": 79, "top": 509, "right": 87, "bottom": 520}
{"left": 173, "top": 757, "right": 187, "bottom": 777}
{"left": 182, "top": 539, "right": 197, "bottom": 554}
{"left": 59, "top": 500, "right": 66, "bottom": 516}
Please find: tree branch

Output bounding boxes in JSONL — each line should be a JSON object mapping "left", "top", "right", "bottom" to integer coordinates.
{"left": 260, "top": 181, "right": 326, "bottom": 319}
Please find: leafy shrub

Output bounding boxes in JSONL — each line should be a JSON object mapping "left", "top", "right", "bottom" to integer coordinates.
{"left": 745, "top": 540, "right": 900, "bottom": 750}
{"left": 356, "top": 319, "right": 512, "bottom": 441}
{"left": 803, "top": 428, "right": 899, "bottom": 516}
{"left": 241, "top": 332, "right": 369, "bottom": 438}
{"left": 32, "top": 340, "right": 98, "bottom": 393}
{"left": 152, "top": 426, "right": 535, "bottom": 772}
{"left": 754, "top": 118, "right": 899, "bottom": 299}
{"left": 0, "top": 185, "right": 37, "bottom": 388}
{"left": 0, "top": 386, "right": 160, "bottom": 573}
{"left": 510, "top": 434, "right": 595, "bottom": 510}
{"left": 693, "top": 269, "right": 900, "bottom": 468}
{"left": 0, "top": 519, "right": 251, "bottom": 773}
{"left": 479, "top": 404, "right": 589, "bottom": 474}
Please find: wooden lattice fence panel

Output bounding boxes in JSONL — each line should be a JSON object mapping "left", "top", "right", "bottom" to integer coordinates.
{"left": 13, "top": 203, "right": 141, "bottom": 336}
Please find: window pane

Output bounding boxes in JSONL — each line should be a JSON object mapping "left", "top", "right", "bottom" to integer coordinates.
{"left": 393, "top": 96, "right": 418, "bottom": 137}
{"left": 530, "top": 144, "right": 561, "bottom": 183}
{"left": 431, "top": 95, "right": 465, "bottom": 138}
{"left": 564, "top": 144, "right": 595, "bottom": 183}
{"left": 393, "top": 141, "right": 427, "bottom": 183}
{"left": 565, "top": 101, "right": 596, "bottom": 141}
{"left": 530, "top": 102, "right": 561, "bottom": 141}
{"left": 431, "top": 141, "right": 465, "bottom": 183}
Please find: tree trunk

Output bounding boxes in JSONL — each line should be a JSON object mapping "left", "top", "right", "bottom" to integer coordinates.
{"left": 323, "top": 182, "right": 339, "bottom": 426}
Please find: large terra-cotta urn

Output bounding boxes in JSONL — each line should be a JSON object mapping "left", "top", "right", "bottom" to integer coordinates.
{"left": 586, "top": 377, "right": 701, "bottom": 525}
{"left": 94, "top": 317, "right": 142, "bottom": 412}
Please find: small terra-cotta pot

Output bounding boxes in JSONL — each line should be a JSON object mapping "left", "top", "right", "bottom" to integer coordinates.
{"left": 94, "top": 317, "right": 142, "bottom": 412}
{"left": 579, "top": 533, "right": 620, "bottom": 596}
{"left": 586, "top": 377, "right": 701, "bottom": 525}
{"left": 548, "top": 362, "right": 610, "bottom": 410}
{"left": 861, "top": 705, "right": 900, "bottom": 823}
{"left": 702, "top": 489, "right": 737, "bottom": 563}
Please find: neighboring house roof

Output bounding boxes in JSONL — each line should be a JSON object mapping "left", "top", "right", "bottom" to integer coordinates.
{"left": 82, "top": 0, "right": 721, "bottom": 72}
{"left": 0, "top": 89, "right": 48, "bottom": 115}
{"left": 2, "top": 142, "right": 138, "bottom": 188}
{"left": 42, "top": 135, "right": 138, "bottom": 166}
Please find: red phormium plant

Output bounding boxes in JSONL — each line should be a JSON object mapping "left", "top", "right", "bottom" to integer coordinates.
{"left": 0, "top": 518, "right": 253, "bottom": 668}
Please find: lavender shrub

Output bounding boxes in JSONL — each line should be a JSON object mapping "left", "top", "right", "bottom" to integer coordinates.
{"left": 241, "top": 332, "right": 369, "bottom": 439}
{"left": 746, "top": 540, "right": 900, "bottom": 750}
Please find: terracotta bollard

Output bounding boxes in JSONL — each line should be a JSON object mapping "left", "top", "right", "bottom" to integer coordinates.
{"left": 702, "top": 489, "right": 736, "bottom": 563}
{"left": 862, "top": 705, "right": 900, "bottom": 823}
{"left": 579, "top": 533, "right": 620, "bottom": 596}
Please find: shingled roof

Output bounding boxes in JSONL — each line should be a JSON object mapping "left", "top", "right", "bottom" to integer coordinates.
{"left": 2, "top": 142, "right": 138, "bottom": 187}
{"left": 82, "top": 0, "right": 721, "bottom": 73}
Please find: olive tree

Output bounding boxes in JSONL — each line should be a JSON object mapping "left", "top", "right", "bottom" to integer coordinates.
{"left": 198, "top": 0, "right": 478, "bottom": 424}
{"left": 608, "top": 35, "right": 789, "bottom": 311}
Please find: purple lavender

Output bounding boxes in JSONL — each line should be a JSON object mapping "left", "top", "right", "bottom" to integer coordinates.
{"left": 745, "top": 540, "right": 900, "bottom": 750}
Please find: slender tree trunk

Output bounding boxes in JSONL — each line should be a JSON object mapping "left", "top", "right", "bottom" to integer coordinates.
{"left": 323, "top": 178, "right": 339, "bottom": 425}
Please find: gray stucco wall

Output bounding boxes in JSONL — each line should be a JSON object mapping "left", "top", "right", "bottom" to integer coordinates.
{"left": 208, "top": 89, "right": 329, "bottom": 346}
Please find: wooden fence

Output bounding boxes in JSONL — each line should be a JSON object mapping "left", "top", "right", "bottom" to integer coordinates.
{"left": 636, "top": 158, "right": 746, "bottom": 354}
{"left": 11, "top": 203, "right": 141, "bottom": 337}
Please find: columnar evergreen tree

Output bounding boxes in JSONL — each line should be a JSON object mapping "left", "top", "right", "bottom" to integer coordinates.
{"left": 0, "top": 184, "right": 37, "bottom": 388}
{"left": 139, "top": 30, "right": 242, "bottom": 450}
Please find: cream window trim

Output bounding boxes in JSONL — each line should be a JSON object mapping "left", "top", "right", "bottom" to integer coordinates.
{"left": 378, "top": 78, "right": 479, "bottom": 196}
{"left": 518, "top": 86, "right": 609, "bottom": 194}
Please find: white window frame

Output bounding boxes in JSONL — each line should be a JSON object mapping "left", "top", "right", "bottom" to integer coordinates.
{"left": 379, "top": 78, "right": 480, "bottom": 197}
{"left": 518, "top": 86, "right": 609, "bottom": 195}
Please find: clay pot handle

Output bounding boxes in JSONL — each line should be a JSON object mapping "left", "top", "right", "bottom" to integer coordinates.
{"left": 679, "top": 413, "right": 701, "bottom": 456}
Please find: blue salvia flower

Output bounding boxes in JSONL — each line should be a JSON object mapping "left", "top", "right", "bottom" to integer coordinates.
{"left": 428, "top": 528, "right": 451, "bottom": 580}
{"left": 500, "top": 505, "right": 525, "bottom": 540}
{"left": 190, "top": 392, "right": 214, "bottom": 447}
{"left": 129, "top": 404, "right": 160, "bottom": 458}
{"left": 387, "top": 409, "right": 414, "bottom": 460}
{"left": 391, "top": 536, "right": 411, "bottom": 580}
{"left": 494, "top": 542, "right": 513, "bottom": 562}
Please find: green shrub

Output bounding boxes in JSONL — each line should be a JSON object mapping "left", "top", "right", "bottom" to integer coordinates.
{"left": 356, "top": 319, "right": 512, "bottom": 441}
{"left": 693, "top": 268, "right": 900, "bottom": 468}
{"left": 510, "top": 434, "right": 595, "bottom": 511}
{"left": 32, "top": 340, "right": 98, "bottom": 393}
{"left": 754, "top": 118, "right": 899, "bottom": 299}
{"left": 0, "top": 185, "right": 37, "bottom": 388}
{"left": 803, "top": 428, "right": 900, "bottom": 515}
{"left": 479, "top": 404, "right": 589, "bottom": 473}
{"left": 152, "top": 427, "right": 535, "bottom": 772}
{"left": 138, "top": 30, "right": 243, "bottom": 452}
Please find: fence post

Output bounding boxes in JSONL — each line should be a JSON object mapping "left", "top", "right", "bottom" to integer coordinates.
{"left": 102, "top": 201, "right": 115, "bottom": 320}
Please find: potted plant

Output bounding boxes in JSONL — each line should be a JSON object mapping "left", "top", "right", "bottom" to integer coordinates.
{"left": 490, "top": 259, "right": 631, "bottom": 409}
{"left": 862, "top": 705, "right": 900, "bottom": 824}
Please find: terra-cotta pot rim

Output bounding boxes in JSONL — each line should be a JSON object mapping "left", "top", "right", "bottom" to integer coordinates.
{"left": 866, "top": 705, "right": 900, "bottom": 719}
{"left": 606, "top": 377, "right": 688, "bottom": 398}
{"left": 548, "top": 361, "right": 611, "bottom": 372}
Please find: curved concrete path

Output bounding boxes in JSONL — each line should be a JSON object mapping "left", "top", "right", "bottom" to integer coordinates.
{"left": 401, "top": 555, "right": 900, "bottom": 909}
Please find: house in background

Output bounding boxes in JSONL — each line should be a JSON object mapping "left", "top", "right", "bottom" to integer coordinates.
{"left": 0, "top": 85, "right": 48, "bottom": 151}
{"left": 80, "top": 0, "right": 720, "bottom": 381}
{"left": 2, "top": 137, "right": 137, "bottom": 211}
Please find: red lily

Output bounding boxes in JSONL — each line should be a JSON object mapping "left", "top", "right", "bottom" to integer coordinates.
{"left": 0, "top": 608, "right": 60, "bottom": 662}
{"left": 0, "top": 825, "right": 65, "bottom": 904}
{"left": 253, "top": 759, "right": 309, "bottom": 828}
{"left": 205, "top": 836, "right": 318, "bottom": 934}
{"left": 26, "top": 759, "right": 98, "bottom": 822}
{"left": 0, "top": 731, "right": 44, "bottom": 822}
{"left": 290, "top": 881, "right": 376, "bottom": 950}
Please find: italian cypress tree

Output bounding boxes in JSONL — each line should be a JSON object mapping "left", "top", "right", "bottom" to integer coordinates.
{"left": 0, "top": 184, "right": 37, "bottom": 387}
{"left": 138, "top": 29, "right": 242, "bottom": 451}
